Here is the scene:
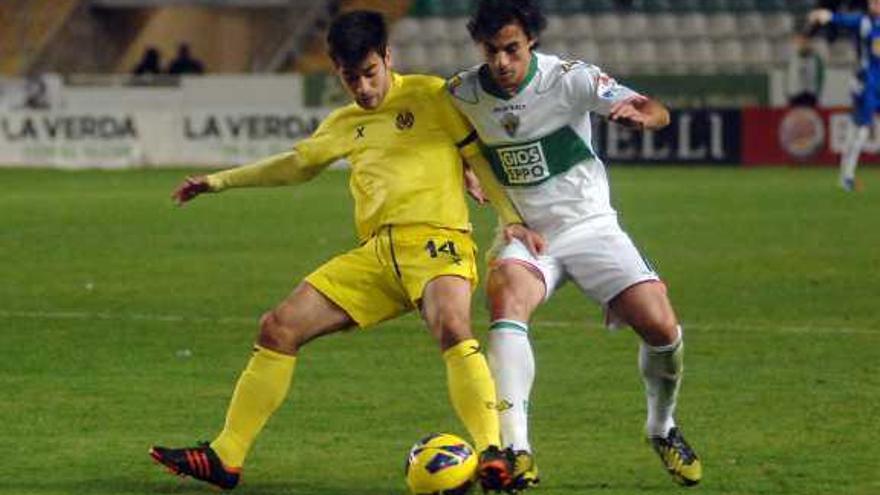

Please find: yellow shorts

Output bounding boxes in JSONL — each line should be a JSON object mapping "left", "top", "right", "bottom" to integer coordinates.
{"left": 305, "top": 224, "right": 478, "bottom": 328}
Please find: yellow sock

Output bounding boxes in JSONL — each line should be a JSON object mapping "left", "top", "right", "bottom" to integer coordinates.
{"left": 210, "top": 345, "right": 296, "bottom": 468}
{"left": 443, "top": 339, "right": 500, "bottom": 452}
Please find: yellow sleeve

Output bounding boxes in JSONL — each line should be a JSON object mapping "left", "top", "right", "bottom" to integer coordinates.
{"left": 466, "top": 151, "right": 523, "bottom": 226}
{"left": 206, "top": 110, "right": 344, "bottom": 191}
{"left": 206, "top": 150, "right": 326, "bottom": 191}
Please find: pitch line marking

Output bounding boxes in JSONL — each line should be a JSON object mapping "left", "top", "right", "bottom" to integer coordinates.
{"left": 0, "top": 309, "right": 876, "bottom": 335}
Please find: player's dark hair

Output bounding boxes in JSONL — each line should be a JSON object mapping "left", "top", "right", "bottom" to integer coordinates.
{"left": 327, "top": 10, "right": 388, "bottom": 69}
{"left": 467, "top": 0, "right": 547, "bottom": 42}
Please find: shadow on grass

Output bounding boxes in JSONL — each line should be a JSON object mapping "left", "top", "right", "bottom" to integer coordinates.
{"left": 540, "top": 480, "right": 685, "bottom": 494}
{"left": 2, "top": 478, "right": 399, "bottom": 495}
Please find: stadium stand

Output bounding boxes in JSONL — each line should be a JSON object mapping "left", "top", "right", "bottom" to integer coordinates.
{"left": 0, "top": 0, "right": 81, "bottom": 75}
{"left": 1, "top": 0, "right": 343, "bottom": 76}
{"left": 391, "top": 0, "right": 816, "bottom": 76}
{"left": 0, "top": 0, "right": 860, "bottom": 78}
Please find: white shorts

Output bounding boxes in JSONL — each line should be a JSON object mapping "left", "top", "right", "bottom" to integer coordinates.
{"left": 489, "top": 217, "right": 660, "bottom": 308}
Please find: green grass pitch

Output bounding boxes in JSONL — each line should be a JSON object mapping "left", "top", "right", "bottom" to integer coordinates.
{"left": 1, "top": 166, "right": 878, "bottom": 495}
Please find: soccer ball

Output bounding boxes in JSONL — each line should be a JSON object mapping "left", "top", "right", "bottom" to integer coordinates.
{"left": 405, "top": 433, "right": 477, "bottom": 495}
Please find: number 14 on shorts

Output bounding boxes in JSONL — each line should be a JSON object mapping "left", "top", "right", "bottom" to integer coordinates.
{"left": 425, "top": 239, "right": 461, "bottom": 264}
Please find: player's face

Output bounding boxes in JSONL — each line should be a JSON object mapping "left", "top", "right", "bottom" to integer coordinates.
{"left": 871, "top": 0, "right": 880, "bottom": 16}
{"left": 479, "top": 22, "right": 536, "bottom": 95}
{"left": 336, "top": 49, "right": 392, "bottom": 110}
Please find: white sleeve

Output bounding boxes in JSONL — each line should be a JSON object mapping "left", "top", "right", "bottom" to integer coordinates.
{"left": 568, "top": 63, "right": 641, "bottom": 117}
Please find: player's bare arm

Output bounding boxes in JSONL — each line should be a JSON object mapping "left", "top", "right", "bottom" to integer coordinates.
{"left": 463, "top": 163, "right": 487, "bottom": 204}
{"left": 609, "top": 96, "right": 670, "bottom": 131}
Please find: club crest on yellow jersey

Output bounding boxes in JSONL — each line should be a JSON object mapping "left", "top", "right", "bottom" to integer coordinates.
{"left": 396, "top": 110, "right": 415, "bottom": 130}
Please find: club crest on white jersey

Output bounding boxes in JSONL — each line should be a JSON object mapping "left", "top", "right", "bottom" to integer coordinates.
{"left": 500, "top": 112, "right": 520, "bottom": 137}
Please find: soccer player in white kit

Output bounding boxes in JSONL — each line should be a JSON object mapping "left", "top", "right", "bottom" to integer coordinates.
{"left": 448, "top": 0, "right": 702, "bottom": 489}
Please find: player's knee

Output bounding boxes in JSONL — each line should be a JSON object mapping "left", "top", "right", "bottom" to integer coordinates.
{"left": 489, "top": 262, "right": 522, "bottom": 284}
{"left": 488, "top": 264, "right": 542, "bottom": 319}
{"left": 435, "top": 311, "right": 471, "bottom": 336}
{"left": 633, "top": 308, "right": 678, "bottom": 346}
{"left": 258, "top": 309, "right": 305, "bottom": 352}
{"left": 489, "top": 290, "right": 529, "bottom": 319}
{"left": 428, "top": 309, "right": 472, "bottom": 349}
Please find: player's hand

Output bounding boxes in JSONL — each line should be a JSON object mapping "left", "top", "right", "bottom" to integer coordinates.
{"left": 807, "top": 9, "right": 833, "bottom": 26}
{"left": 609, "top": 95, "right": 651, "bottom": 129}
{"left": 172, "top": 175, "right": 211, "bottom": 206}
{"left": 463, "top": 165, "right": 487, "bottom": 204}
{"left": 504, "top": 223, "right": 546, "bottom": 257}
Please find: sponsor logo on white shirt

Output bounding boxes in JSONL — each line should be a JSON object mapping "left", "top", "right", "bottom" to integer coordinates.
{"left": 496, "top": 141, "right": 550, "bottom": 184}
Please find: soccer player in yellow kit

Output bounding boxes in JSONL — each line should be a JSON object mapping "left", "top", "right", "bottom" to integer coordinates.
{"left": 148, "top": 10, "right": 530, "bottom": 492}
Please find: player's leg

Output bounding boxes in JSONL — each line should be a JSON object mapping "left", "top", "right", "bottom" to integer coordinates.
{"left": 151, "top": 240, "right": 406, "bottom": 489}
{"left": 840, "top": 89, "right": 871, "bottom": 191}
{"left": 564, "top": 223, "right": 681, "bottom": 435}
{"left": 608, "top": 281, "right": 681, "bottom": 434}
{"left": 484, "top": 237, "right": 558, "bottom": 491}
{"left": 420, "top": 274, "right": 514, "bottom": 491}
{"left": 841, "top": 124, "right": 869, "bottom": 191}
{"left": 486, "top": 261, "right": 545, "bottom": 490}
{"left": 563, "top": 221, "right": 700, "bottom": 485}
{"left": 421, "top": 275, "right": 498, "bottom": 449}
{"left": 609, "top": 282, "right": 701, "bottom": 486}
{"left": 486, "top": 261, "right": 544, "bottom": 452}
{"left": 393, "top": 226, "right": 501, "bottom": 453}
{"left": 150, "top": 282, "right": 355, "bottom": 489}
{"left": 210, "top": 282, "right": 355, "bottom": 466}
{"left": 391, "top": 225, "right": 514, "bottom": 491}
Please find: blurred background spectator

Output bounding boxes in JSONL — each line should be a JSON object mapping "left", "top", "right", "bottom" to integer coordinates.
{"left": 132, "top": 47, "right": 162, "bottom": 76}
{"left": 787, "top": 33, "right": 825, "bottom": 106}
{"left": 167, "top": 43, "right": 204, "bottom": 75}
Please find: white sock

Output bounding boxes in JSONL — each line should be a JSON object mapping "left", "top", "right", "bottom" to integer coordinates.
{"left": 841, "top": 125, "right": 869, "bottom": 181}
{"left": 487, "top": 319, "right": 534, "bottom": 452}
{"left": 639, "top": 325, "right": 684, "bottom": 438}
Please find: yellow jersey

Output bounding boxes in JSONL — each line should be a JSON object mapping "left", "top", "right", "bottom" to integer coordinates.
{"left": 206, "top": 73, "right": 518, "bottom": 243}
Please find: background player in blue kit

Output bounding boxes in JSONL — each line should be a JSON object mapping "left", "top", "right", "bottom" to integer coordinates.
{"left": 810, "top": 0, "right": 880, "bottom": 191}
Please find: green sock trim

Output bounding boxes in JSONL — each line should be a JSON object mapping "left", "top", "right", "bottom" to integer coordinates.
{"left": 489, "top": 319, "right": 529, "bottom": 333}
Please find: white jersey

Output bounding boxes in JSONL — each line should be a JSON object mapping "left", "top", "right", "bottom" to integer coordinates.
{"left": 448, "top": 51, "right": 639, "bottom": 236}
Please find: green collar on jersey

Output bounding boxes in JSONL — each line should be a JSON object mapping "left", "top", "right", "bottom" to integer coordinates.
{"left": 478, "top": 52, "right": 538, "bottom": 100}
